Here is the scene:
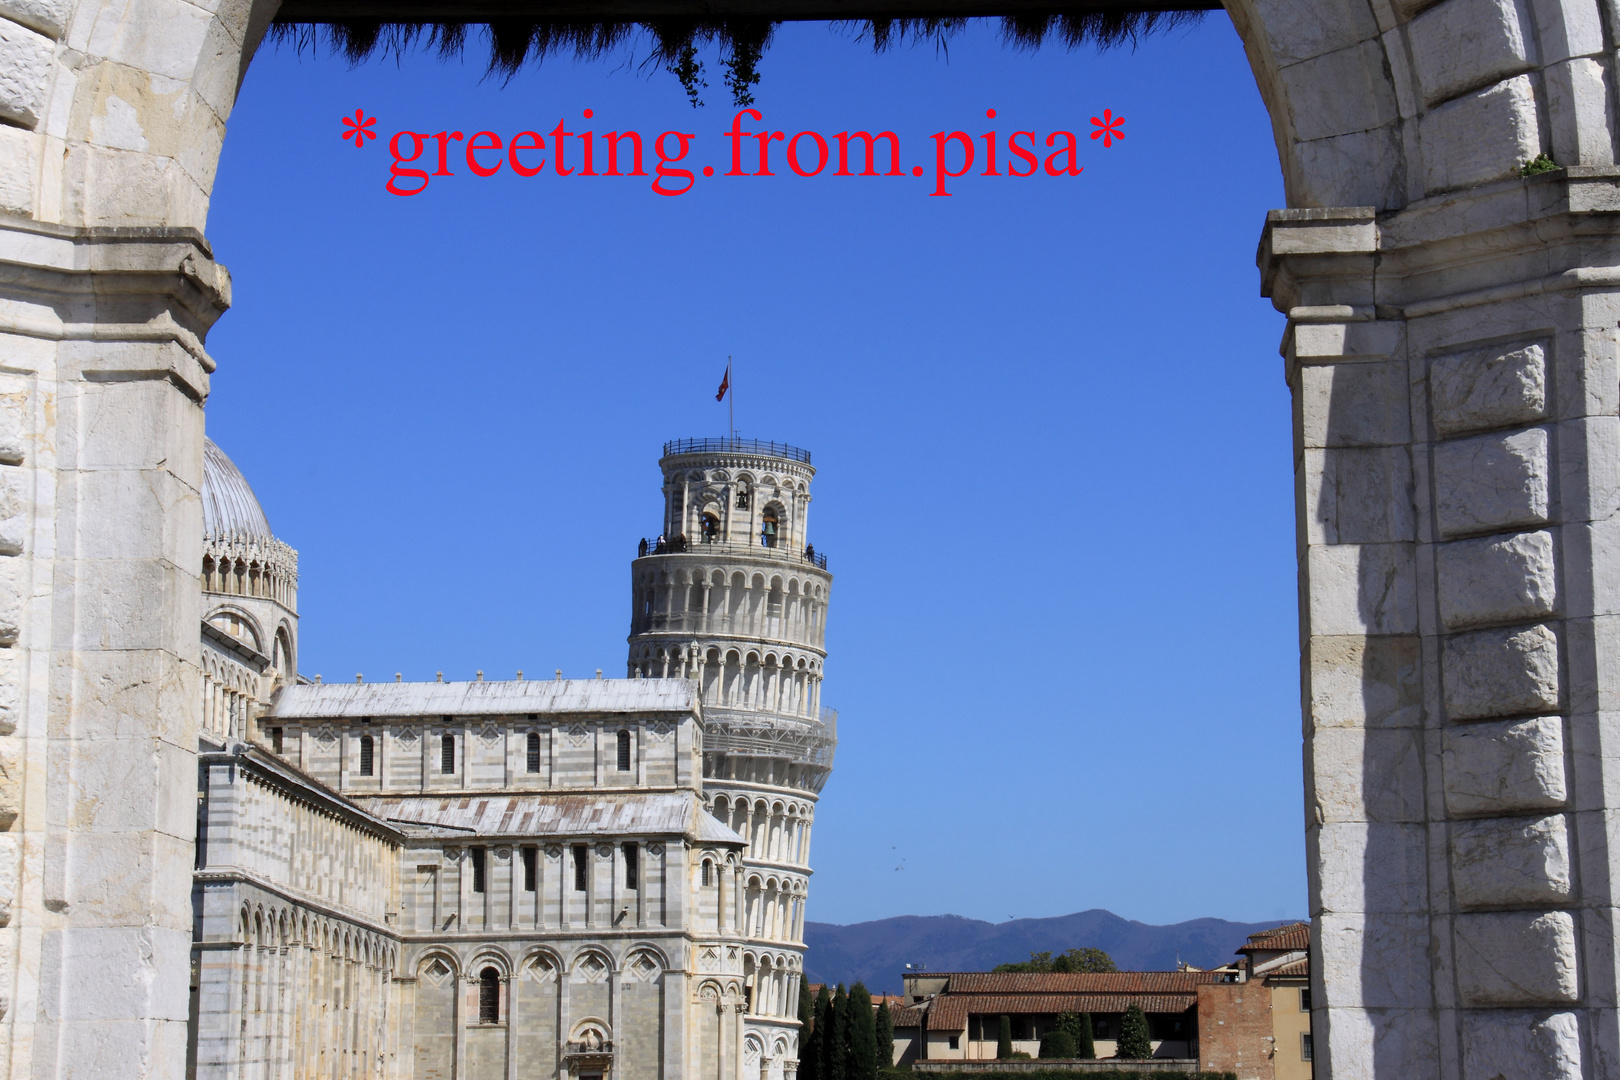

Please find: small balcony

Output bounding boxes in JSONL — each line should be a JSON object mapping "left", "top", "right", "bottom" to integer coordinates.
{"left": 636, "top": 534, "right": 828, "bottom": 570}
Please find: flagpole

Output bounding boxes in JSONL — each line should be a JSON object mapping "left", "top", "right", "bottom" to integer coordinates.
{"left": 728, "top": 356, "right": 734, "bottom": 442}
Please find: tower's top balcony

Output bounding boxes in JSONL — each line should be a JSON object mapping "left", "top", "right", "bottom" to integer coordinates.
{"left": 662, "top": 437, "right": 811, "bottom": 466}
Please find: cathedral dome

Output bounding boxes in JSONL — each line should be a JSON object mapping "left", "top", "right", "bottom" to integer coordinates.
{"left": 203, "top": 438, "right": 272, "bottom": 540}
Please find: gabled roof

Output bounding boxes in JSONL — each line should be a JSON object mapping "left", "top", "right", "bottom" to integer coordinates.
{"left": 1238, "top": 922, "right": 1310, "bottom": 954}
{"left": 270, "top": 678, "right": 697, "bottom": 719}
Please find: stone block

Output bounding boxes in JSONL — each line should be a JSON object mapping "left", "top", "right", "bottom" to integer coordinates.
{"left": 0, "top": 0, "right": 67, "bottom": 36}
{"left": 1450, "top": 814, "right": 1573, "bottom": 907}
{"left": 1279, "top": 39, "right": 1401, "bottom": 142}
{"left": 1311, "top": 728, "right": 1427, "bottom": 822}
{"left": 1556, "top": 415, "right": 1620, "bottom": 526}
{"left": 1308, "top": 543, "right": 1419, "bottom": 635}
{"left": 1316, "top": 911, "right": 1434, "bottom": 1007}
{"left": 1454, "top": 911, "right": 1579, "bottom": 1005}
{"left": 1420, "top": 75, "right": 1543, "bottom": 193}
{"left": 1433, "top": 427, "right": 1551, "bottom": 539}
{"left": 1306, "top": 446, "right": 1416, "bottom": 544}
{"left": 1460, "top": 1009, "right": 1581, "bottom": 1080}
{"left": 1443, "top": 623, "right": 1560, "bottom": 721}
{"left": 1317, "top": 1005, "right": 1440, "bottom": 1080}
{"left": 1298, "top": 359, "right": 1411, "bottom": 448}
{"left": 0, "top": 557, "right": 18, "bottom": 646}
{"left": 0, "top": 464, "right": 25, "bottom": 556}
{"left": 1312, "top": 821, "right": 1429, "bottom": 912}
{"left": 1309, "top": 634, "right": 1424, "bottom": 728}
{"left": 0, "top": 125, "right": 37, "bottom": 218}
{"left": 1290, "top": 124, "right": 1407, "bottom": 210}
{"left": 0, "top": 649, "right": 18, "bottom": 736}
{"left": 1408, "top": 0, "right": 1533, "bottom": 107}
{"left": 1443, "top": 716, "right": 1567, "bottom": 816}
{"left": 1429, "top": 340, "right": 1546, "bottom": 438}
{"left": 0, "top": 16, "right": 53, "bottom": 129}
{"left": 1534, "top": 0, "right": 1605, "bottom": 63}
{"left": 1546, "top": 57, "right": 1614, "bottom": 168}
{"left": 1436, "top": 530, "right": 1558, "bottom": 630}
{"left": 1246, "top": 0, "right": 1381, "bottom": 68}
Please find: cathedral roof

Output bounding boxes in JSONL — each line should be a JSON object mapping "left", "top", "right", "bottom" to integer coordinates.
{"left": 268, "top": 677, "right": 698, "bottom": 719}
{"left": 352, "top": 791, "right": 745, "bottom": 845}
{"left": 203, "top": 438, "right": 273, "bottom": 540}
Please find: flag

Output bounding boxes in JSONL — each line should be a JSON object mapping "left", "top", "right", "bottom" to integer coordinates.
{"left": 716, "top": 364, "right": 730, "bottom": 402}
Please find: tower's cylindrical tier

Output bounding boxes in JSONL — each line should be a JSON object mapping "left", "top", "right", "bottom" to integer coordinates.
{"left": 627, "top": 438, "right": 838, "bottom": 1035}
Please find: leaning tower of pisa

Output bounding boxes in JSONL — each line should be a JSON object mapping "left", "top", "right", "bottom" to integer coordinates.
{"left": 627, "top": 437, "right": 835, "bottom": 1073}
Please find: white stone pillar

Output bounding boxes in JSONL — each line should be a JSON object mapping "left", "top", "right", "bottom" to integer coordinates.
{"left": 1263, "top": 193, "right": 1620, "bottom": 1080}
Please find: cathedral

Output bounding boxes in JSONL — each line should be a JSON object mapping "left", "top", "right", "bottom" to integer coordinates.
{"left": 189, "top": 437, "right": 836, "bottom": 1080}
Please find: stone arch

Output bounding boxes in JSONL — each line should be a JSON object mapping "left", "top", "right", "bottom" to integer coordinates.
{"left": 10, "top": 4, "right": 1619, "bottom": 1079}
{"left": 469, "top": 946, "right": 513, "bottom": 978}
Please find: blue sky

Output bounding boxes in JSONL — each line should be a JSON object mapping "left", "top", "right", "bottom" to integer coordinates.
{"left": 206, "top": 13, "right": 1301, "bottom": 930}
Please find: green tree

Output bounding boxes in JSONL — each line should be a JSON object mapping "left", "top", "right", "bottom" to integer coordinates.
{"left": 874, "top": 1000, "right": 893, "bottom": 1069}
{"left": 811, "top": 987, "right": 831, "bottom": 1080}
{"left": 991, "top": 948, "right": 1116, "bottom": 974}
{"left": 800, "top": 982, "right": 819, "bottom": 1080}
{"left": 1038, "top": 1030, "right": 1077, "bottom": 1059}
{"left": 996, "top": 1015, "right": 1013, "bottom": 1060}
{"left": 825, "top": 985, "right": 849, "bottom": 1080}
{"left": 1077, "top": 1013, "right": 1095, "bottom": 1060}
{"left": 848, "top": 983, "right": 876, "bottom": 1080}
{"left": 1114, "top": 1004, "right": 1152, "bottom": 1060}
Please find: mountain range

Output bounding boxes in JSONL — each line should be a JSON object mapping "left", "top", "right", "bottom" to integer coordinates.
{"left": 803, "top": 909, "right": 1301, "bottom": 993}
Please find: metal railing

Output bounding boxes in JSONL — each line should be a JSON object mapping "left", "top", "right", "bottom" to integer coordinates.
{"left": 636, "top": 534, "right": 828, "bottom": 570}
{"left": 662, "top": 438, "right": 812, "bottom": 465}
{"left": 702, "top": 706, "right": 837, "bottom": 769}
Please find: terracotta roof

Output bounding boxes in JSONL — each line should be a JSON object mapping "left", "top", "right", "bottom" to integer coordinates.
{"left": 924, "top": 994, "right": 1198, "bottom": 1031}
{"left": 1238, "top": 922, "right": 1310, "bottom": 954}
{"left": 1264, "top": 958, "right": 1309, "bottom": 978}
{"left": 935, "top": 972, "right": 1221, "bottom": 994}
{"left": 891, "top": 1006, "right": 925, "bottom": 1027}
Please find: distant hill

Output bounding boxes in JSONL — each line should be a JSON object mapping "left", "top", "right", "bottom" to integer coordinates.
{"left": 804, "top": 910, "right": 1301, "bottom": 993}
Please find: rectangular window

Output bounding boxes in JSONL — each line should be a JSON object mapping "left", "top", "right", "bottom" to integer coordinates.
{"left": 1300, "top": 988, "right": 1312, "bottom": 1012}
{"left": 616, "top": 730, "right": 632, "bottom": 771}
{"left": 526, "top": 732, "right": 541, "bottom": 774}
{"left": 441, "top": 733, "right": 455, "bottom": 774}
{"left": 624, "top": 843, "right": 638, "bottom": 890}
{"left": 522, "top": 847, "right": 537, "bottom": 892}
{"left": 948, "top": 1036, "right": 959, "bottom": 1051}
{"left": 471, "top": 847, "right": 485, "bottom": 893}
{"left": 702, "top": 860, "right": 711, "bottom": 887}
{"left": 359, "top": 735, "right": 374, "bottom": 777}
{"left": 270, "top": 727, "right": 283, "bottom": 755}
{"left": 1301, "top": 1033, "right": 1313, "bottom": 1062}
{"left": 573, "top": 844, "right": 588, "bottom": 891}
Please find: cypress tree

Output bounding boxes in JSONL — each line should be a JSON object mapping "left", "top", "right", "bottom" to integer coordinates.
{"left": 800, "top": 981, "right": 819, "bottom": 1080}
{"left": 1078, "top": 1013, "right": 1095, "bottom": 1060}
{"left": 996, "top": 1015, "right": 1012, "bottom": 1060}
{"left": 849, "top": 983, "right": 876, "bottom": 1080}
{"left": 815, "top": 987, "right": 833, "bottom": 1080}
{"left": 826, "top": 984, "right": 849, "bottom": 1080}
{"left": 1115, "top": 1004, "right": 1152, "bottom": 1060}
{"left": 874, "top": 1001, "right": 894, "bottom": 1070}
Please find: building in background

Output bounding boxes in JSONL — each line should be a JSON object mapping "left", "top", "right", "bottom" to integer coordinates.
{"left": 890, "top": 924, "right": 1313, "bottom": 1078}
{"left": 1196, "top": 923, "right": 1312, "bottom": 1079}
{"left": 187, "top": 437, "right": 836, "bottom": 1080}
